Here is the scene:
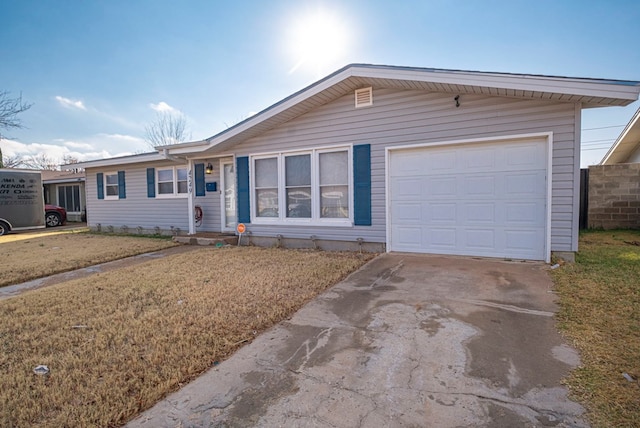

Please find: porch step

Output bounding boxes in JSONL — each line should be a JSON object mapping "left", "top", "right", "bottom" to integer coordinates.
{"left": 173, "top": 234, "right": 238, "bottom": 247}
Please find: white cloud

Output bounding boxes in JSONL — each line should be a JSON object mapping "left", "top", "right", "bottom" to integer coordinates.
{"left": 55, "top": 96, "right": 87, "bottom": 110}
{"left": 149, "top": 101, "right": 179, "bottom": 114}
{"left": 1, "top": 132, "right": 148, "bottom": 164}
{"left": 63, "top": 141, "right": 95, "bottom": 150}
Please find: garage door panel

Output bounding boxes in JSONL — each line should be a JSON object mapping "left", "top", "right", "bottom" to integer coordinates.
{"left": 464, "top": 147, "right": 497, "bottom": 170}
{"left": 465, "top": 203, "right": 495, "bottom": 223}
{"left": 393, "top": 226, "right": 422, "bottom": 248}
{"left": 505, "top": 172, "right": 546, "bottom": 195}
{"left": 465, "top": 229, "right": 496, "bottom": 250}
{"left": 389, "top": 138, "right": 548, "bottom": 260}
{"left": 429, "top": 203, "right": 457, "bottom": 222}
{"left": 464, "top": 175, "right": 496, "bottom": 196}
{"left": 429, "top": 177, "right": 457, "bottom": 196}
{"left": 428, "top": 228, "right": 457, "bottom": 248}
{"left": 430, "top": 151, "right": 457, "bottom": 171}
{"left": 391, "top": 178, "right": 422, "bottom": 199}
{"left": 505, "top": 229, "right": 542, "bottom": 252}
{"left": 392, "top": 202, "right": 421, "bottom": 222}
{"left": 505, "top": 202, "right": 545, "bottom": 225}
{"left": 505, "top": 143, "right": 545, "bottom": 168}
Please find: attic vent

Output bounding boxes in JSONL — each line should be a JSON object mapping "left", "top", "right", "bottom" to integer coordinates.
{"left": 355, "top": 87, "right": 373, "bottom": 108}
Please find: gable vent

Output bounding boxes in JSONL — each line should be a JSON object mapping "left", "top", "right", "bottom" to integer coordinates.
{"left": 355, "top": 87, "right": 373, "bottom": 108}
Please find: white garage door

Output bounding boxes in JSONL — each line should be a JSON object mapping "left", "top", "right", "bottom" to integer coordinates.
{"left": 389, "top": 138, "right": 548, "bottom": 260}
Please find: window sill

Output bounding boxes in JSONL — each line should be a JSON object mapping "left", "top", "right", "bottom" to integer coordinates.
{"left": 155, "top": 194, "right": 188, "bottom": 199}
{"left": 251, "top": 218, "right": 353, "bottom": 227}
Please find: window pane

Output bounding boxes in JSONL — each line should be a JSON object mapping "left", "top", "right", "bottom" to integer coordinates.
{"left": 177, "top": 168, "right": 188, "bottom": 181}
{"left": 321, "top": 185, "right": 349, "bottom": 218}
{"left": 255, "top": 158, "right": 278, "bottom": 188}
{"left": 158, "top": 182, "right": 173, "bottom": 194}
{"left": 256, "top": 189, "right": 278, "bottom": 217}
{"left": 285, "top": 155, "right": 311, "bottom": 186}
{"left": 106, "top": 185, "right": 118, "bottom": 196}
{"left": 65, "top": 186, "right": 73, "bottom": 210}
{"left": 158, "top": 169, "right": 173, "bottom": 182}
{"left": 177, "top": 181, "right": 188, "bottom": 194}
{"left": 73, "top": 186, "right": 80, "bottom": 211}
{"left": 106, "top": 174, "right": 118, "bottom": 185}
{"left": 58, "top": 187, "right": 66, "bottom": 209}
{"left": 320, "top": 151, "right": 348, "bottom": 185}
{"left": 287, "top": 188, "right": 311, "bottom": 218}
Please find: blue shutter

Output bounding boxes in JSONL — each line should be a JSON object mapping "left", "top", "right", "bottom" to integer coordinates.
{"left": 236, "top": 156, "right": 250, "bottom": 223}
{"left": 118, "top": 171, "right": 126, "bottom": 199}
{"left": 353, "top": 144, "right": 371, "bottom": 226}
{"left": 96, "top": 173, "right": 104, "bottom": 200}
{"left": 146, "top": 168, "right": 155, "bottom": 198}
{"left": 195, "top": 163, "right": 205, "bottom": 197}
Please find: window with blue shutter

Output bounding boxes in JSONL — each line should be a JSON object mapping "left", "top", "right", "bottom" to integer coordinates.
{"left": 96, "top": 173, "right": 104, "bottom": 200}
{"left": 117, "top": 171, "right": 126, "bottom": 199}
{"left": 146, "top": 168, "right": 155, "bottom": 198}
{"left": 353, "top": 144, "right": 371, "bottom": 226}
{"left": 195, "top": 163, "right": 205, "bottom": 197}
{"left": 237, "top": 156, "right": 250, "bottom": 223}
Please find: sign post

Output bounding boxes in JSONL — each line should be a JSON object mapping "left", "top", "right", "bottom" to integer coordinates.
{"left": 236, "top": 223, "right": 246, "bottom": 246}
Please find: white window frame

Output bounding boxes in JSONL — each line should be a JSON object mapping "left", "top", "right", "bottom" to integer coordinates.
{"left": 104, "top": 172, "right": 119, "bottom": 200}
{"left": 156, "top": 166, "right": 188, "bottom": 198}
{"left": 250, "top": 145, "right": 353, "bottom": 226}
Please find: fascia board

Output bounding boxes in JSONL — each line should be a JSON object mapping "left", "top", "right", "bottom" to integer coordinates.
{"left": 601, "top": 107, "right": 640, "bottom": 164}
{"left": 349, "top": 66, "right": 640, "bottom": 101}
{"left": 71, "top": 153, "right": 165, "bottom": 169}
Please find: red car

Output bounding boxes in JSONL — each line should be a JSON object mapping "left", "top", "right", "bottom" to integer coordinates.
{"left": 45, "top": 204, "right": 67, "bottom": 227}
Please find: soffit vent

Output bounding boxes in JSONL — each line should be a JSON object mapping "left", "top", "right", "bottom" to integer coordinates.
{"left": 355, "top": 87, "right": 373, "bottom": 108}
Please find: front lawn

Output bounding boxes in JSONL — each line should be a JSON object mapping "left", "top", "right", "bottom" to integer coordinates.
{"left": 552, "top": 230, "right": 640, "bottom": 428}
{"left": 0, "top": 231, "right": 176, "bottom": 287}
{"left": 0, "top": 246, "right": 374, "bottom": 427}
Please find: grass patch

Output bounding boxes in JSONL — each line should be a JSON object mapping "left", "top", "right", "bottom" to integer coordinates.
{"left": 552, "top": 230, "right": 640, "bottom": 427}
{"left": 0, "top": 232, "right": 177, "bottom": 287}
{"left": 0, "top": 246, "right": 374, "bottom": 427}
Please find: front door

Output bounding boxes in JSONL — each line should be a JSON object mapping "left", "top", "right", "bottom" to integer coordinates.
{"left": 221, "top": 160, "right": 237, "bottom": 231}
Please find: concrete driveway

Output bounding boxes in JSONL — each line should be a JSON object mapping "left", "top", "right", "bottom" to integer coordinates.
{"left": 128, "top": 253, "right": 587, "bottom": 427}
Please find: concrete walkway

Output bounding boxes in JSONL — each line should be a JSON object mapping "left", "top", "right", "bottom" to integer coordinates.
{"left": 127, "top": 253, "right": 587, "bottom": 427}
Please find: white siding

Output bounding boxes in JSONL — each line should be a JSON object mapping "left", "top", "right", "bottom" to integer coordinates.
{"left": 231, "top": 88, "right": 578, "bottom": 252}
{"left": 85, "top": 159, "right": 228, "bottom": 233}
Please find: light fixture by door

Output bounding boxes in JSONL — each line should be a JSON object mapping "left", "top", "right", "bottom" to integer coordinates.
{"left": 454, "top": 95, "right": 460, "bottom": 108}
{"left": 205, "top": 163, "right": 213, "bottom": 174}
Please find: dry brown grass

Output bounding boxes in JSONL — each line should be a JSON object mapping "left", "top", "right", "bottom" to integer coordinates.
{"left": 0, "top": 246, "right": 374, "bottom": 427}
{"left": 0, "top": 231, "right": 176, "bottom": 287}
{"left": 552, "top": 230, "right": 640, "bottom": 428}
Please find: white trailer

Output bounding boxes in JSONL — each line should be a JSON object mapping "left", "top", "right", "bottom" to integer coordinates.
{"left": 0, "top": 169, "right": 45, "bottom": 235}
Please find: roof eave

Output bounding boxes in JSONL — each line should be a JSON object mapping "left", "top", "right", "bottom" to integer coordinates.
{"left": 601, "top": 106, "right": 640, "bottom": 165}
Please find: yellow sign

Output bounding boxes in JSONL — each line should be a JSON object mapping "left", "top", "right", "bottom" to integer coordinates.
{"left": 236, "top": 223, "right": 246, "bottom": 234}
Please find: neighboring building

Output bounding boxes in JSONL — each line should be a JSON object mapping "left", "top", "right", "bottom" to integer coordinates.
{"left": 42, "top": 169, "right": 86, "bottom": 222}
{"left": 587, "top": 106, "right": 640, "bottom": 229}
{"left": 73, "top": 64, "right": 640, "bottom": 261}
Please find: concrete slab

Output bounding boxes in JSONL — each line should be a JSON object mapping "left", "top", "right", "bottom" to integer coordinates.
{"left": 127, "top": 253, "right": 587, "bottom": 428}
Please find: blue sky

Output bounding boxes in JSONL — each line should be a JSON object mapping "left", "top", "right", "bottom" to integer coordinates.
{"left": 1, "top": 0, "right": 639, "bottom": 167}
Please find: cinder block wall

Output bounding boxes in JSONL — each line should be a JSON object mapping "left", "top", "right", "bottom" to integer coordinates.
{"left": 588, "top": 163, "right": 640, "bottom": 229}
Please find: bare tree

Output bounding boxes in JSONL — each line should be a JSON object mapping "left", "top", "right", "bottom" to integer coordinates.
{"left": 22, "top": 153, "right": 59, "bottom": 171}
{"left": 0, "top": 90, "right": 33, "bottom": 168}
{"left": 144, "top": 112, "right": 189, "bottom": 149}
{"left": 2, "top": 154, "right": 24, "bottom": 168}
{"left": 0, "top": 90, "right": 32, "bottom": 139}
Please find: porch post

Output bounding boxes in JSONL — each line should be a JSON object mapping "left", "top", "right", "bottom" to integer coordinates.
{"left": 187, "top": 158, "right": 195, "bottom": 235}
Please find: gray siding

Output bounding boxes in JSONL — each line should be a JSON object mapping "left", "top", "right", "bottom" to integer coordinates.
{"left": 231, "top": 88, "right": 578, "bottom": 252}
{"left": 85, "top": 158, "right": 228, "bottom": 234}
